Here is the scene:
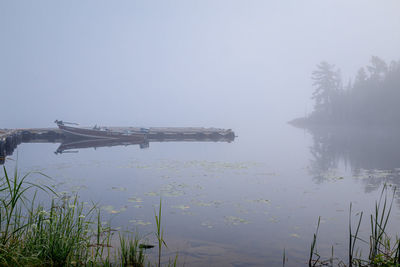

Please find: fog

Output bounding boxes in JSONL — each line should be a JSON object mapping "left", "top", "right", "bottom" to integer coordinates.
{"left": 2, "top": 2, "right": 400, "bottom": 265}
{"left": 1, "top": 0, "right": 399, "bottom": 130}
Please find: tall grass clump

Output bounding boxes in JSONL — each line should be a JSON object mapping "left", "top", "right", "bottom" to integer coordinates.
{"left": 307, "top": 184, "right": 400, "bottom": 267}
{"left": 0, "top": 166, "right": 177, "bottom": 266}
{"left": 367, "top": 185, "right": 400, "bottom": 266}
{"left": 23, "top": 198, "right": 94, "bottom": 265}
{"left": 119, "top": 233, "right": 145, "bottom": 267}
{"left": 0, "top": 166, "right": 97, "bottom": 265}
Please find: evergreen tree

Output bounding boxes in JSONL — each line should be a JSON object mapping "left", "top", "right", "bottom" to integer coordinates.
{"left": 311, "top": 61, "right": 342, "bottom": 117}
{"left": 355, "top": 67, "right": 367, "bottom": 84}
{"left": 366, "top": 56, "right": 388, "bottom": 81}
{"left": 302, "top": 56, "right": 400, "bottom": 127}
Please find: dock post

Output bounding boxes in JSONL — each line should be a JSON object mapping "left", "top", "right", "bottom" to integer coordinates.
{"left": 21, "top": 131, "right": 32, "bottom": 142}
{"left": 0, "top": 140, "right": 4, "bottom": 164}
{"left": 5, "top": 136, "right": 15, "bottom": 155}
{"left": 16, "top": 132, "right": 22, "bottom": 145}
{"left": 0, "top": 140, "right": 5, "bottom": 157}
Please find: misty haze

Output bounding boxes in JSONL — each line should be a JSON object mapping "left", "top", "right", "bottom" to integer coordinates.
{"left": 1, "top": 1, "right": 400, "bottom": 266}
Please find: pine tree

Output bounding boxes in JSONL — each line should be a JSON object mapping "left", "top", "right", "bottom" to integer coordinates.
{"left": 355, "top": 67, "right": 367, "bottom": 84}
{"left": 366, "top": 56, "right": 388, "bottom": 81}
{"left": 311, "top": 61, "right": 342, "bottom": 118}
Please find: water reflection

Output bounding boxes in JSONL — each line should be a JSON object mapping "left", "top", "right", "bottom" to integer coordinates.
{"left": 5, "top": 124, "right": 399, "bottom": 266}
{"left": 307, "top": 126, "right": 400, "bottom": 196}
{"left": 55, "top": 138, "right": 150, "bottom": 154}
{"left": 1, "top": 133, "right": 235, "bottom": 163}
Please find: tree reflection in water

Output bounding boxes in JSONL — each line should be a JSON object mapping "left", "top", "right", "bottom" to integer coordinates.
{"left": 307, "top": 126, "right": 400, "bottom": 200}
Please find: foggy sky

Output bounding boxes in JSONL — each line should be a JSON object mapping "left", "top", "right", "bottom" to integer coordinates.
{"left": 1, "top": 0, "right": 399, "bottom": 130}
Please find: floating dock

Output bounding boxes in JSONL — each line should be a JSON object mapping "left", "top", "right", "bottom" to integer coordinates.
{"left": 0, "top": 127, "right": 235, "bottom": 164}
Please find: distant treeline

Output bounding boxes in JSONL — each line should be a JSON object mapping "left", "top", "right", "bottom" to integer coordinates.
{"left": 291, "top": 56, "right": 400, "bottom": 127}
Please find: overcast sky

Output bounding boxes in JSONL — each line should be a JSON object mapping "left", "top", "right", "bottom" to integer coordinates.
{"left": 1, "top": 0, "right": 399, "bottom": 129}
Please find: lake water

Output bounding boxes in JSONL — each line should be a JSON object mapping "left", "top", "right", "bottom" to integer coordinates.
{"left": 3, "top": 122, "right": 400, "bottom": 266}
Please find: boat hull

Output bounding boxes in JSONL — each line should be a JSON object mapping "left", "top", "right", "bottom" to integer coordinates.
{"left": 58, "top": 125, "right": 146, "bottom": 140}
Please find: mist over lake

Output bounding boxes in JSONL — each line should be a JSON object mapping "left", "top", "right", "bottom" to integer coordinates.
{"left": 1, "top": 1, "right": 400, "bottom": 266}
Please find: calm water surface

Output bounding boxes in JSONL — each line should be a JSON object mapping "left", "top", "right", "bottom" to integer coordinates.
{"left": 4, "top": 122, "right": 400, "bottom": 266}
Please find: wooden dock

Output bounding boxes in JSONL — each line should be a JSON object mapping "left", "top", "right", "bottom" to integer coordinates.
{"left": 0, "top": 129, "right": 22, "bottom": 159}
{"left": 0, "top": 128, "right": 64, "bottom": 163}
{"left": 0, "top": 127, "right": 235, "bottom": 163}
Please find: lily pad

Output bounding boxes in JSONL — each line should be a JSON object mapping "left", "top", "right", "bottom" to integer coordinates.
{"left": 129, "top": 219, "right": 151, "bottom": 226}
{"left": 192, "top": 200, "right": 212, "bottom": 207}
{"left": 248, "top": 199, "right": 270, "bottom": 205}
{"left": 201, "top": 221, "right": 214, "bottom": 229}
{"left": 172, "top": 205, "right": 190, "bottom": 210}
{"left": 224, "top": 216, "right": 250, "bottom": 225}
{"left": 112, "top": 186, "right": 127, "bottom": 191}
{"left": 145, "top": 192, "right": 159, "bottom": 197}
{"left": 128, "top": 197, "right": 143, "bottom": 203}
{"left": 101, "top": 205, "right": 127, "bottom": 214}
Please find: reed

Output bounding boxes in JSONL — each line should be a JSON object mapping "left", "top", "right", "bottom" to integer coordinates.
{"left": 307, "top": 184, "right": 400, "bottom": 267}
{"left": 155, "top": 198, "right": 167, "bottom": 267}
{"left": 0, "top": 166, "right": 177, "bottom": 266}
{"left": 119, "top": 233, "right": 145, "bottom": 267}
{"left": 0, "top": 166, "right": 98, "bottom": 265}
{"left": 348, "top": 203, "right": 363, "bottom": 267}
{"left": 308, "top": 216, "right": 321, "bottom": 266}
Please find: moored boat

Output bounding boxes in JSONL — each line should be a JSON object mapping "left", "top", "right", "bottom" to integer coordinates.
{"left": 55, "top": 120, "right": 147, "bottom": 140}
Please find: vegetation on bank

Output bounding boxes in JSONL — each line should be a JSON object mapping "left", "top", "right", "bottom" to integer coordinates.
{"left": 290, "top": 56, "right": 400, "bottom": 128}
{"left": 0, "top": 166, "right": 175, "bottom": 267}
{"left": 307, "top": 185, "right": 400, "bottom": 267}
{"left": 3, "top": 165, "right": 400, "bottom": 266}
